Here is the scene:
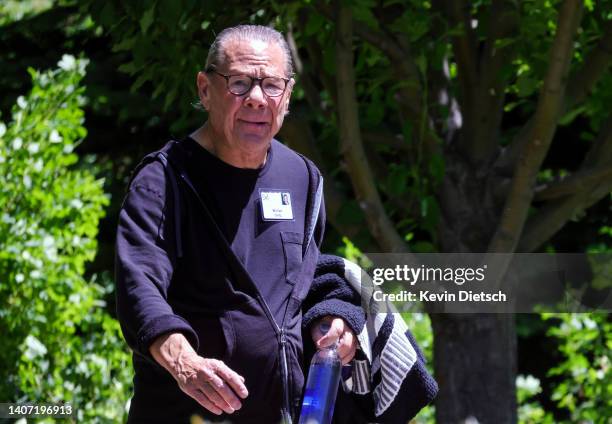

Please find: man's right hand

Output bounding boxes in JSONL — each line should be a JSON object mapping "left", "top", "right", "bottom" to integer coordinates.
{"left": 150, "top": 332, "right": 248, "bottom": 415}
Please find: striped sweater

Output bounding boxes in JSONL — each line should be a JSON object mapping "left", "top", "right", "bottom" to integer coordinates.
{"left": 302, "top": 254, "right": 439, "bottom": 423}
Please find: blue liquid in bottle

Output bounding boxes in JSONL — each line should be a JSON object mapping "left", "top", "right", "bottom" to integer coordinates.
{"left": 298, "top": 343, "right": 342, "bottom": 424}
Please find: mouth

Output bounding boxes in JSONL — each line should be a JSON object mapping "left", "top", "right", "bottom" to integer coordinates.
{"left": 238, "top": 119, "right": 270, "bottom": 126}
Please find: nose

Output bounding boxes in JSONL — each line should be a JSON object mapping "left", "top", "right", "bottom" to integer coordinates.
{"left": 244, "top": 81, "right": 266, "bottom": 109}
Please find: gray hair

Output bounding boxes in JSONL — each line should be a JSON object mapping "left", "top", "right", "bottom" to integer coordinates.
{"left": 205, "top": 25, "right": 293, "bottom": 77}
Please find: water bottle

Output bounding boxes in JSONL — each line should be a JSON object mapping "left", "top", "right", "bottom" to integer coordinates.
{"left": 298, "top": 323, "right": 342, "bottom": 424}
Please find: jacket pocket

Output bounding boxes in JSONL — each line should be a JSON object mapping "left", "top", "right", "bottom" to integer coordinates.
{"left": 223, "top": 299, "right": 284, "bottom": 421}
{"left": 281, "top": 231, "right": 303, "bottom": 286}
{"left": 187, "top": 311, "right": 233, "bottom": 362}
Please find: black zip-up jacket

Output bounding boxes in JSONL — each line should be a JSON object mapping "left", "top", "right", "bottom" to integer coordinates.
{"left": 115, "top": 138, "right": 362, "bottom": 423}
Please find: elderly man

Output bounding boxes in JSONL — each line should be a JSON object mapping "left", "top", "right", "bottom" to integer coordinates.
{"left": 115, "top": 25, "right": 361, "bottom": 423}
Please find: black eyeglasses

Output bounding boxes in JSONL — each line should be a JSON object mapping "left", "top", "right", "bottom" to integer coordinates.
{"left": 206, "top": 69, "right": 290, "bottom": 97}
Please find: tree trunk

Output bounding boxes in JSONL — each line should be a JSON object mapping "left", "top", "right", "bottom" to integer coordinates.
{"left": 430, "top": 314, "right": 517, "bottom": 424}
{"left": 431, "top": 155, "right": 517, "bottom": 423}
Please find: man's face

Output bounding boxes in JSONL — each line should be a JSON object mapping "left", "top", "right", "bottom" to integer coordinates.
{"left": 198, "top": 38, "right": 293, "bottom": 155}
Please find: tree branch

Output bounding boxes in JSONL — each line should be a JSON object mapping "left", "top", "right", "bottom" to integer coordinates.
{"left": 361, "top": 144, "right": 421, "bottom": 219}
{"left": 294, "top": 8, "right": 338, "bottom": 108}
{"left": 464, "top": 0, "right": 519, "bottom": 163}
{"left": 322, "top": 2, "right": 443, "bottom": 160}
{"left": 334, "top": 1, "right": 408, "bottom": 253}
{"left": 519, "top": 115, "right": 612, "bottom": 250}
{"left": 488, "top": 0, "right": 584, "bottom": 253}
{"left": 565, "top": 20, "right": 612, "bottom": 111}
{"left": 317, "top": 1, "right": 418, "bottom": 79}
{"left": 497, "top": 18, "right": 612, "bottom": 174}
{"left": 432, "top": 0, "right": 478, "bottom": 96}
{"left": 480, "top": 0, "right": 518, "bottom": 72}
{"left": 519, "top": 177, "right": 612, "bottom": 252}
{"left": 354, "top": 24, "right": 414, "bottom": 73}
{"left": 431, "top": 0, "right": 480, "bottom": 159}
{"left": 582, "top": 115, "right": 612, "bottom": 169}
{"left": 362, "top": 130, "right": 410, "bottom": 153}
{"left": 534, "top": 166, "right": 612, "bottom": 201}
{"left": 285, "top": 24, "right": 329, "bottom": 119}
{"left": 394, "top": 89, "right": 444, "bottom": 160}
{"left": 423, "top": 11, "right": 465, "bottom": 145}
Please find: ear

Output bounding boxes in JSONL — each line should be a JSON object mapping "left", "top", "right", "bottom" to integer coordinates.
{"left": 283, "top": 78, "right": 295, "bottom": 114}
{"left": 197, "top": 71, "right": 211, "bottom": 110}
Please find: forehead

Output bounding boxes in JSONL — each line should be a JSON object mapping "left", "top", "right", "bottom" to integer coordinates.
{"left": 220, "top": 38, "right": 286, "bottom": 76}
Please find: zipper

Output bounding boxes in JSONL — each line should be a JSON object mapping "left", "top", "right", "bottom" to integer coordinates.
{"left": 279, "top": 328, "right": 293, "bottom": 424}
{"left": 253, "top": 293, "right": 293, "bottom": 423}
{"left": 172, "top": 163, "right": 294, "bottom": 423}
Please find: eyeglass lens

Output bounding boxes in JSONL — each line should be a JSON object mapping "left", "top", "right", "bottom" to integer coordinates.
{"left": 227, "top": 75, "right": 286, "bottom": 97}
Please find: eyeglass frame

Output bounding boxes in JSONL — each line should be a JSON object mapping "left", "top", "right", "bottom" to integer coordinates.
{"left": 204, "top": 67, "right": 292, "bottom": 97}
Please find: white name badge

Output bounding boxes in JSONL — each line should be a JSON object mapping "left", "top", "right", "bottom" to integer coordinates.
{"left": 260, "top": 190, "right": 293, "bottom": 221}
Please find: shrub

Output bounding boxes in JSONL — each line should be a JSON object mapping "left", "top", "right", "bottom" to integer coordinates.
{"left": 543, "top": 313, "right": 611, "bottom": 423}
{"left": 0, "top": 55, "right": 131, "bottom": 422}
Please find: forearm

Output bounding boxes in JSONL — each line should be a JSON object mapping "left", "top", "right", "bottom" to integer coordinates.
{"left": 115, "top": 183, "right": 199, "bottom": 357}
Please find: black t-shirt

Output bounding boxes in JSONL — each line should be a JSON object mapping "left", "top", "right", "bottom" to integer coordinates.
{"left": 182, "top": 136, "right": 310, "bottom": 322}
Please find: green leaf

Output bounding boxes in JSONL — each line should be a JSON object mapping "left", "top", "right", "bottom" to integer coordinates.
{"left": 428, "top": 153, "right": 445, "bottom": 184}
{"left": 415, "top": 54, "right": 427, "bottom": 75}
{"left": 131, "top": 69, "right": 152, "bottom": 92}
{"left": 353, "top": 5, "right": 379, "bottom": 29}
{"left": 558, "top": 105, "right": 586, "bottom": 126}
{"left": 517, "top": 74, "right": 538, "bottom": 98}
{"left": 386, "top": 164, "right": 410, "bottom": 196}
{"left": 365, "top": 101, "right": 385, "bottom": 125}
{"left": 112, "top": 35, "right": 138, "bottom": 53}
{"left": 140, "top": 6, "right": 156, "bottom": 34}
{"left": 411, "top": 241, "right": 436, "bottom": 253}
{"left": 305, "top": 13, "right": 325, "bottom": 36}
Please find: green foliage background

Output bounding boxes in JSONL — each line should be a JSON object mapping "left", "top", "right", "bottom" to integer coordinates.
{"left": 0, "top": 56, "right": 131, "bottom": 422}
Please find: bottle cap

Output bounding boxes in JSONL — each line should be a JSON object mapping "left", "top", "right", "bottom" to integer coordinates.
{"left": 318, "top": 322, "right": 339, "bottom": 350}
{"left": 318, "top": 322, "right": 331, "bottom": 335}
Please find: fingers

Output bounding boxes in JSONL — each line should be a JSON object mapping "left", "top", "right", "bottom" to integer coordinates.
{"left": 337, "top": 330, "right": 357, "bottom": 365}
{"left": 204, "top": 360, "right": 248, "bottom": 413}
{"left": 186, "top": 387, "right": 223, "bottom": 415}
{"left": 311, "top": 317, "right": 359, "bottom": 364}
{"left": 200, "top": 381, "right": 237, "bottom": 414}
{"left": 181, "top": 377, "right": 234, "bottom": 415}
{"left": 214, "top": 361, "right": 249, "bottom": 399}
{"left": 176, "top": 357, "right": 248, "bottom": 416}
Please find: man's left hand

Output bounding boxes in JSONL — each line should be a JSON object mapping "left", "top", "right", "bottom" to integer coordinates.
{"left": 310, "top": 315, "right": 357, "bottom": 365}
